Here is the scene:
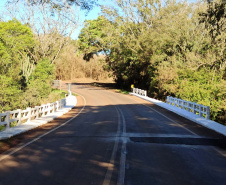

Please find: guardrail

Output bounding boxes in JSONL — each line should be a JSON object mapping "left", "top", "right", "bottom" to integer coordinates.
{"left": 0, "top": 99, "right": 66, "bottom": 131}
{"left": 132, "top": 87, "right": 210, "bottom": 119}
{"left": 133, "top": 88, "right": 147, "bottom": 97}
{"left": 166, "top": 96, "right": 210, "bottom": 119}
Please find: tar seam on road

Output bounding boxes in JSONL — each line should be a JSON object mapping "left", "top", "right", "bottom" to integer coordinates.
{"left": 0, "top": 92, "right": 87, "bottom": 162}
{"left": 129, "top": 95, "right": 226, "bottom": 157}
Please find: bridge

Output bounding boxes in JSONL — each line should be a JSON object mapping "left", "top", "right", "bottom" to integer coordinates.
{"left": 0, "top": 83, "right": 226, "bottom": 185}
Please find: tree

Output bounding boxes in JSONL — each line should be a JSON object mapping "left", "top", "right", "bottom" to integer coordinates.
{"left": 5, "top": 0, "right": 79, "bottom": 64}
{"left": 77, "top": 16, "right": 110, "bottom": 61}
{"left": 24, "top": 58, "right": 55, "bottom": 107}
{"left": 7, "top": 0, "right": 98, "bottom": 11}
{"left": 77, "top": 0, "right": 225, "bottom": 123}
{"left": 199, "top": 0, "right": 226, "bottom": 71}
{"left": 0, "top": 19, "right": 35, "bottom": 111}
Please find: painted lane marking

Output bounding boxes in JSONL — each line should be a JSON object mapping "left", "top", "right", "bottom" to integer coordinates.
{"left": 128, "top": 97, "right": 198, "bottom": 136}
{"left": 103, "top": 107, "right": 121, "bottom": 185}
{"left": 0, "top": 91, "right": 86, "bottom": 162}
{"left": 128, "top": 96, "right": 226, "bottom": 157}
{"left": 117, "top": 108, "right": 127, "bottom": 185}
{"left": 105, "top": 90, "right": 197, "bottom": 136}
{"left": 103, "top": 107, "right": 128, "bottom": 185}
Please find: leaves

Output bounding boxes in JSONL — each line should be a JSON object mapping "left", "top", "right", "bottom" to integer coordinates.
{"left": 77, "top": 0, "right": 225, "bottom": 124}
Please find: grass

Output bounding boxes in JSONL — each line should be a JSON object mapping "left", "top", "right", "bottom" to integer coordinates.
{"left": 51, "top": 89, "right": 69, "bottom": 99}
{"left": 0, "top": 125, "right": 5, "bottom": 131}
{"left": 41, "top": 88, "right": 78, "bottom": 105}
{"left": 115, "top": 89, "right": 130, "bottom": 94}
{"left": 52, "top": 89, "right": 78, "bottom": 97}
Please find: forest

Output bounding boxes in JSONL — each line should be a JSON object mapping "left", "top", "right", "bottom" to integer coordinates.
{"left": 0, "top": 0, "right": 225, "bottom": 124}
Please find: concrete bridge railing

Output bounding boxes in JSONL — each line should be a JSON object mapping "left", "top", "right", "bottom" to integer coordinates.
{"left": 133, "top": 88, "right": 147, "bottom": 97}
{"left": 166, "top": 96, "right": 210, "bottom": 119}
{"left": 0, "top": 99, "right": 66, "bottom": 131}
{"left": 132, "top": 87, "right": 210, "bottom": 119}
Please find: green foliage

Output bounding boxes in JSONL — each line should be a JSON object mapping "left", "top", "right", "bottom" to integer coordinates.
{"left": 0, "top": 20, "right": 55, "bottom": 111}
{"left": 24, "top": 58, "right": 55, "bottom": 107}
{"left": 0, "top": 75, "right": 22, "bottom": 112}
{"left": 0, "top": 19, "right": 35, "bottom": 112}
{"left": 0, "top": 19, "right": 34, "bottom": 67}
{"left": 77, "top": 16, "right": 109, "bottom": 61}
{"left": 77, "top": 0, "right": 226, "bottom": 124}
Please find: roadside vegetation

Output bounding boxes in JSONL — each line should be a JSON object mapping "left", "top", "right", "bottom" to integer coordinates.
{"left": 0, "top": 0, "right": 107, "bottom": 113}
{"left": 77, "top": 0, "right": 226, "bottom": 124}
{"left": 0, "top": 0, "right": 225, "bottom": 124}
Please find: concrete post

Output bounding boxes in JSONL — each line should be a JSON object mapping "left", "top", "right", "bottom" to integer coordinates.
{"left": 194, "top": 103, "right": 197, "bottom": 114}
{"left": 182, "top": 100, "right": 186, "bottom": 110}
{"left": 47, "top": 103, "right": 51, "bottom": 115}
{"left": 188, "top": 102, "right": 191, "bottom": 112}
{"left": 17, "top": 109, "right": 21, "bottom": 125}
{"left": 206, "top": 106, "right": 210, "bottom": 119}
{"left": 56, "top": 101, "right": 59, "bottom": 111}
{"left": 35, "top": 106, "right": 39, "bottom": 118}
{"left": 68, "top": 83, "right": 71, "bottom": 91}
{"left": 53, "top": 103, "right": 56, "bottom": 113}
{"left": 199, "top": 105, "right": 202, "bottom": 117}
{"left": 5, "top": 111, "right": 10, "bottom": 130}
{"left": 27, "top": 107, "right": 31, "bottom": 122}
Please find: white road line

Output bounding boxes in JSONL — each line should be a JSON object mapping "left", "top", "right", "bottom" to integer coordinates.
{"left": 118, "top": 108, "right": 126, "bottom": 136}
{"left": 117, "top": 108, "right": 127, "bottom": 185}
{"left": 103, "top": 107, "right": 121, "bottom": 185}
{"left": 129, "top": 97, "right": 198, "bottom": 136}
{"left": 0, "top": 91, "right": 86, "bottom": 162}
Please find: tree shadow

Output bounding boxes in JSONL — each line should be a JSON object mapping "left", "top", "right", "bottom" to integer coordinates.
{"left": 0, "top": 103, "right": 226, "bottom": 185}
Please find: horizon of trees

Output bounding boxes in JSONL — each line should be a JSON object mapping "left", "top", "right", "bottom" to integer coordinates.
{"left": 77, "top": 0, "right": 226, "bottom": 124}
{"left": 0, "top": 0, "right": 102, "bottom": 112}
{"left": 0, "top": 0, "right": 225, "bottom": 124}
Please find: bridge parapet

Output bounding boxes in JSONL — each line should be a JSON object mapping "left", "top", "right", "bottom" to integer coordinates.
{"left": 133, "top": 88, "right": 147, "bottom": 97}
{"left": 132, "top": 87, "right": 210, "bottom": 119}
{"left": 166, "top": 96, "right": 210, "bottom": 119}
{"left": 0, "top": 98, "right": 66, "bottom": 131}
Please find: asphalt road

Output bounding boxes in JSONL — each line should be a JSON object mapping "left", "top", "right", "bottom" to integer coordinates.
{"left": 0, "top": 83, "right": 226, "bottom": 185}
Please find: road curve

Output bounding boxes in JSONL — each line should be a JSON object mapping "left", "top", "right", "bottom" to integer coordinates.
{"left": 0, "top": 83, "right": 226, "bottom": 185}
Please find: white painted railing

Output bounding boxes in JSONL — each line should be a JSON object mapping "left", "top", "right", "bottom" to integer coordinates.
{"left": 166, "top": 96, "right": 210, "bottom": 119}
{"left": 133, "top": 88, "right": 147, "bottom": 97}
{"left": 132, "top": 87, "right": 210, "bottom": 119}
{"left": 0, "top": 99, "right": 66, "bottom": 131}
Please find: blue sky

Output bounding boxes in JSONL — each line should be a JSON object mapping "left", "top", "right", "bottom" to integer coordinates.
{"left": 0, "top": 0, "right": 103, "bottom": 39}
{"left": 0, "top": 0, "right": 198, "bottom": 39}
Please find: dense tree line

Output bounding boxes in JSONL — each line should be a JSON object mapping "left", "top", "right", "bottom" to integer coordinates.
{"left": 0, "top": 0, "right": 78, "bottom": 112}
{"left": 0, "top": 0, "right": 225, "bottom": 124}
{"left": 0, "top": 0, "right": 109, "bottom": 112}
{"left": 77, "top": 0, "right": 226, "bottom": 124}
{"left": 54, "top": 44, "right": 110, "bottom": 81}
{"left": 0, "top": 19, "right": 55, "bottom": 112}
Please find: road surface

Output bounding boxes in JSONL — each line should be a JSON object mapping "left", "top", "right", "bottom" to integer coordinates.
{"left": 0, "top": 83, "right": 226, "bottom": 185}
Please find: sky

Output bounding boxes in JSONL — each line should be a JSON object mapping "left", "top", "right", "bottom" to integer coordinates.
{"left": 0, "top": 0, "right": 198, "bottom": 39}
{"left": 0, "top": 0, "right": 104, "bottom": 39}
